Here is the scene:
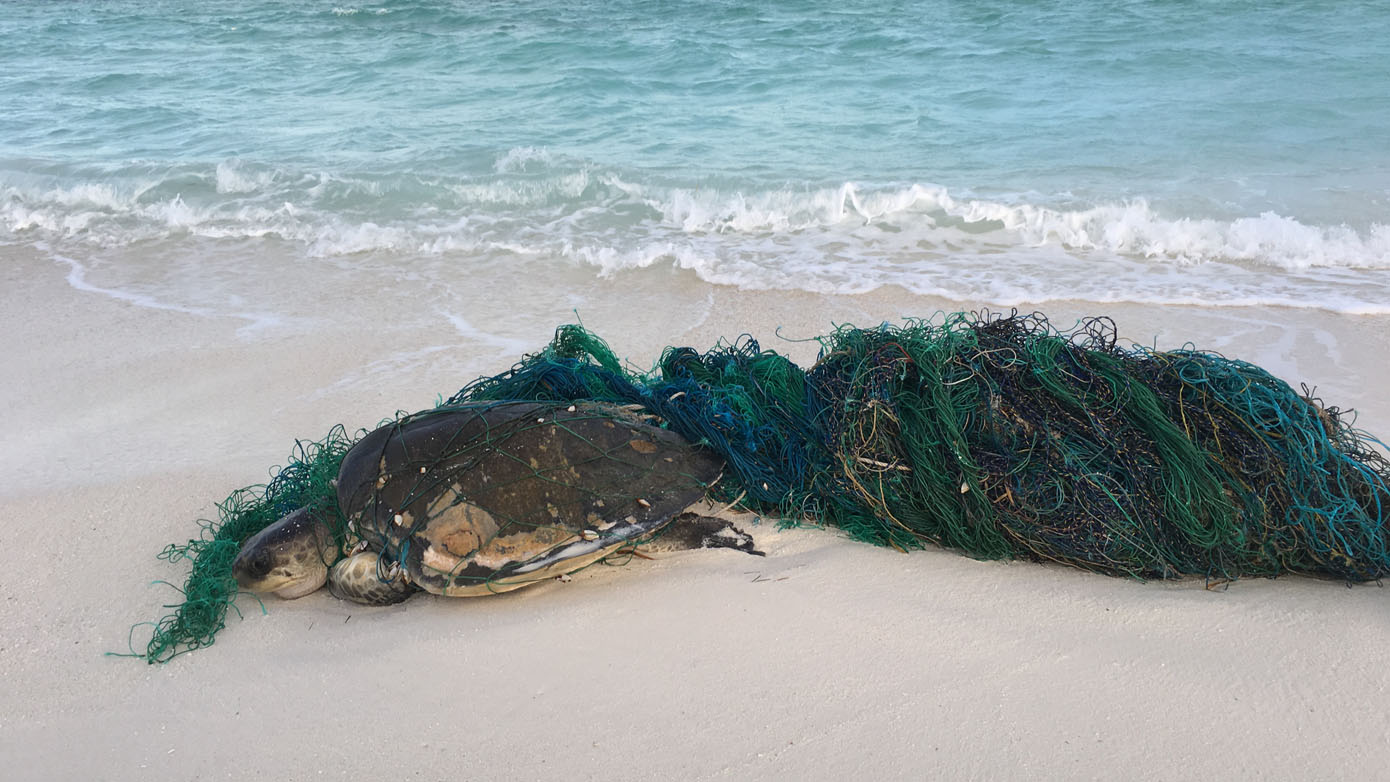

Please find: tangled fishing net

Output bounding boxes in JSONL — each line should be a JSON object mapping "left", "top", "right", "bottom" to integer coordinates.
{"left": 123, "top": 311, "right": 1390, "bottom": 662}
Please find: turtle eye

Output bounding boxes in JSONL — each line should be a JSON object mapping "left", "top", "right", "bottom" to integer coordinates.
{"left": 249, "top": 549, "right": 273, "bottom": 576}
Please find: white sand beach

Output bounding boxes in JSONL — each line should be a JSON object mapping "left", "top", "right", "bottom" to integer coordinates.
{"left": 2, "top": 246, "right": 1388, "bottom": 780}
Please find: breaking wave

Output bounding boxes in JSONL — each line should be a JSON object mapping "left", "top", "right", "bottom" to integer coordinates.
{"left": 4, "top": 154, "right": 1388, "bottom": 311}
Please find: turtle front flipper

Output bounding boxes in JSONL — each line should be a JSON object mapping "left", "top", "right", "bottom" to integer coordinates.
{"left": 328, "top": 551, "right": 417, "bottom": 606}
{"left": 643, "top": 513, "right": 764, "bottom": 556}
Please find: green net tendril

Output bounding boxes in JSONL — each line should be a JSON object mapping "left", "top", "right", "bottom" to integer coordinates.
{"left": 114, "top": 426, "right": 357, "bottom": 663}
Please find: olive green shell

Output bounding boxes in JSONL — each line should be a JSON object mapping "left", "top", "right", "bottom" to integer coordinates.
{"left": 335, "top": 401, "right": 723, "bottom": 596}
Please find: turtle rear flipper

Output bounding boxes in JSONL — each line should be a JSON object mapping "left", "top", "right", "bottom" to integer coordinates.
{"left": 328, "top": 551, "right": 417, "bottom": 606}
{"left": 644, "top": 513, "right": 764, "bottom": 556}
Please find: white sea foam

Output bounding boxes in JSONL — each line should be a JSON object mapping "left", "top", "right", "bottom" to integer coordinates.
{"left": 5, "top": 165, "right": 1389, "bottom": 313}
{"left": 330, "top": 7, "right": 389, "bottom": 16}
{"left": 650, "top": 182, "right": 1390, "bottom": 272}
{"left": 912, "top": 188, "right": 1390, "bottom": 271}
{"left": 492, "top": 146, "right": 562, "bottom": 174}
{"left": 214, "top": 160, "right": 275, "bottom": 194}
{"left": 45, "top": 245, "right": 287, "bottom": 337}
{"left": 450, "top": 170, "right": 593, "bottom": 206}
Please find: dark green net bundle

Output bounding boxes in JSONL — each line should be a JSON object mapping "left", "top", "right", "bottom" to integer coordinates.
{"left": 128, "top": 311, "right": 1390, "bottom": 662}
{"left": 453, "top": 312, "right": 1389, "bottom": 580}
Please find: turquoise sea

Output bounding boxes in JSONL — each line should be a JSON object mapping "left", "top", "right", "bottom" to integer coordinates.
{"left": 3, "top": 0, "right": 1388, "bottom": 316}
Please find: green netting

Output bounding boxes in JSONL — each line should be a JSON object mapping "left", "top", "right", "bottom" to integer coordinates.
{"left": 114, "top": 427, "right": 356, "bottom": 663}
{"left": 449, "top": 312, "right": 1388, "bottom": 580}
{"left": 124, "top": 312, "right": 1390, "bottom": 663}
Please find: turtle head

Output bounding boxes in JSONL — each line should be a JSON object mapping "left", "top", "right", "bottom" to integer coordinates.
{"left": 233, "top": 506, "right": 341, "bottom": 599}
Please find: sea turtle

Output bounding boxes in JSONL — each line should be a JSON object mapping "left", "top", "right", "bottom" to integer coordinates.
{"left": 233, "top": 400, "right": 759, "bottom": 605}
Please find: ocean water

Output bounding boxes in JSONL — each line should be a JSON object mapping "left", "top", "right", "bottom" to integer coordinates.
{"left": 3, "top": 0, "right": 1389, "bottom": 319}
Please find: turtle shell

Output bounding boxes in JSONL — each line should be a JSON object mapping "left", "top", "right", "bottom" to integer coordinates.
{"left": 336, "top": 401, "right": 724, "bottom": 596}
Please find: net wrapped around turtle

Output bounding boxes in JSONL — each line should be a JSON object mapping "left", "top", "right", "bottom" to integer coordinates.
{"left": 126, "top": 311, "right": 1390, "bottom": 662}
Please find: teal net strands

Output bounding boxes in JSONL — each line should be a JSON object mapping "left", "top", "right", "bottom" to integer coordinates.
{"left": 130, "top": 312, "right": 1390, "bottom": 662}
{"left": 1139, "top": 349, "right": 1390, "bottom": 579}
